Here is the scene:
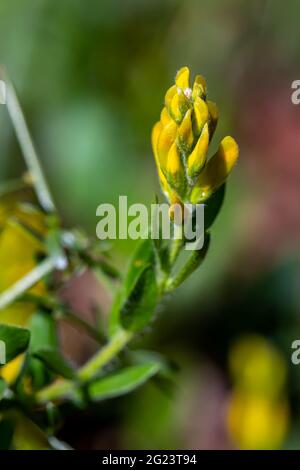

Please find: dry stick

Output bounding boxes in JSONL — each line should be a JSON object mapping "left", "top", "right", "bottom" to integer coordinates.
{"left": 0, "top": 68, "right": 68, "bottom": 309}
{"left": 0, "top": 67, "right": 56, "bottom": 213}
{"left": 0, "top": 257, "right": 58, "bottom": 310}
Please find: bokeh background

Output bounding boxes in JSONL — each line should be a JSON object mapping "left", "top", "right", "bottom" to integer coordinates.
{"left": 0, "top": 0, "right": 300, "bottom": 449}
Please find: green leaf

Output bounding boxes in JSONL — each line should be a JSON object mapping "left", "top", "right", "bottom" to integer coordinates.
{"left": 29, "top": 311, "right": 58, "bottom": 352}
{"left": 28, "top": 311, "right": 58, "bottom": 389}
{"left": 204, "top": 183, "right": 226, "bottom": 230}
{"left": 109, "top": 239, "right": 157, "bottom": 335}
{"left": 0, "top": 323, "right": 30, "bottom": 363}
{"left": 12, "top": 412, "right": 50, "bottom": 450}
{"left": 167, "top": 232, "right": 211, "bottom": 291}
{"left": 89, "top": 362, "right": 160, "bottom": 401}
{"left": 32, "top": 348, "right": 75, "bottom": 380}
{"left": 0, "top": 378, "right": 6, "bottom": 400}
{"left": 120, "top": 266, "right": 158, "bottom": 332}
{"left": 123, "top": 239, "right": 154, "bottom": 294}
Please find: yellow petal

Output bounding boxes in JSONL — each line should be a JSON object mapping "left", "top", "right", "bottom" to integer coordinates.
{"left": 192, "top": 74, "right": 206, "bottom": 100}
{"left": 151, "top": 121, "right": 162, "bottom": 166}
{"left": 156, "top": 120, "right": 177, "bottom": 170}
{"left": 160, "top": 107, "right": 173, "bottom": 126}
{"left": 193, "top": 96, "right": 209, "bottom": 136}
{"left": 166, "top": 142, "right": 185, "bottom": 194}
{"left": 187, "top": 123, "right": 209, "bottom": 179}
{"left": 191, "top": 136, "right": 239, "bottom": 202}
{"left": 152, "top": 122, "right": 173, "bottom": 200}
{"left": 169, "top": 91, "right": 189, "bottom": 124}
{"left": 178, "top": 109, "right": 194, "bottom": 152}
{"left": 0, "top": 354, "right": 24, "bottom": 384}
{"left": 167, "top": 142, "right": 181, "bottom": 175}
{"left": 175, "top": 66, "right": 190, "bottom": 90}
{"left": 165, "top": 85, "right": 177, "bottom": 109}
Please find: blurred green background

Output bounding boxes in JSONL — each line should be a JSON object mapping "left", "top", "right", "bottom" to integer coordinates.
{"left": 0, "top": 0, "right": 300, "bottom": 449}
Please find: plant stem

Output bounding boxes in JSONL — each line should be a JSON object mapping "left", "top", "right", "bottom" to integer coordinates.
{"left": 0, "top": 256, "right": 58, "bottom": 310}
{"left": 36, "top": 379, "right": 74, "bottom": 403}
{"left": 36, "top": 329, "right": 133, "bottom": 402}
{"left": 169, "top": 223, "right": 184, "bottom": 266}
{"left": 165, "top": 233, "right": 210, "bottom": 293}
{"left": 78, "top": 329, "right": 132, "bottom": 381}
{"left": 0, "top": 67, "right": 56, "bottom": 213}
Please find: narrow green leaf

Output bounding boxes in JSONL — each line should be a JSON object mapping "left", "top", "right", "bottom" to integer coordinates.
{"left": 109, "top": 239, "right": 155, "bottom": 336}
{"left": 89, "top": 362, "right": 160, "bottom": 401}
{"left": 28, "top": 311, "right": 59, "bottom": 389}
{"left": 166, "top": 232, "right": 211, "bottom": 291}
{"left": 33, "top": 348, "right": 75, "bottom": 380}
{"left": 12, "top": 412, "right": 51, "bottom": 450}
{"left": 123, "top": 239, "right": 154, "bottom": 294}
{"left": 0, "top": 378, "right": 6, "bottom": 400}
{"left": 0, "top": 323, "right": 30, "bottom": 363}
{"left": 120, "top": 266, "right": 158, "bottom": 332}
{"left": 204, "top": 183, "right": 226, "bottom": 230}
{"left": 29, "top": 311, "right": 58, "bottom": 352}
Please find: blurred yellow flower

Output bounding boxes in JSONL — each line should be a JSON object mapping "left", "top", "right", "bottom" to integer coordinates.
{"left": 227, "top": 391, "right": 289, "bottom": 450}
{"left": 226, "top": 335, "right": 289, "bottom": 450}
{"left": 152, "top": 66, "right": 238, "bottom": 205}
{"left": 0, "top": 198, "right": 47, "bottom": 383}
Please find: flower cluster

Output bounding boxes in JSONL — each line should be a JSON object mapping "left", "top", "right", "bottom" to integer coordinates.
{"left": 152, "top": 66, "right": 239, "bottom": 205}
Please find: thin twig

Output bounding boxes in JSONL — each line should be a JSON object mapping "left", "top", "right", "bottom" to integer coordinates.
{"left": 0, "top": 256, "right": 58, "bottom": 310}
{"left": 0, "top": 67, "right": 56, "bottom": 213}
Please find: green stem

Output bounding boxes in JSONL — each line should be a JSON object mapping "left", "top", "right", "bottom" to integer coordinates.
{"left": 78, "top": 329, "right": 132, "bottom": 381}
{"left": 36, "top": 379, "right": 74, "bottom": 403}
{"left": 165, "top": 233, "right": 210, "bottom": 293}
{"left": 36, "top": 329, "right": 133, "bottom": 402}
{"left": 169, "top": 223, "right": 184, "bottom": 265}
{"left": 0, "top": 67, "right": 56, "bottom": 213}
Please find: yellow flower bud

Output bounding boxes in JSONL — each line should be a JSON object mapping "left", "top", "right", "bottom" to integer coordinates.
{"left": 169, "top": 90, "right": 189, "bottom": 124}
{"left": 175, "top": 66, "right": 190, "bottom": 90}
{"left": 178, "top": 109, "right": 193, "bottom": 153}
{"left": 187, "top": 123, "right": 209, "bottom": 180}
{"left": 190, "top": 136, "right": 238, "bottom": 202}
{"left": 151, "top": 121, "right": 162, "bottom": 165}
{"left": 164, "top": 85, "right": 177, "bottom": 109}
{"left": 166, "top": 142, "right": 185, "bottom": 196}
{"left": 193, "top": 96, "right": 209, "bottom": 136}
{"left": 156, "top": 120, "right": 177, "bottom": 171}
{"left": 160, "top": 107, "right": 172, "bottom": 127}
{"left": 192, "top": 74, "right": 206, "bottom": 100}
{"left": 151, "top": 121, "right": 173, "bottom": 199}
